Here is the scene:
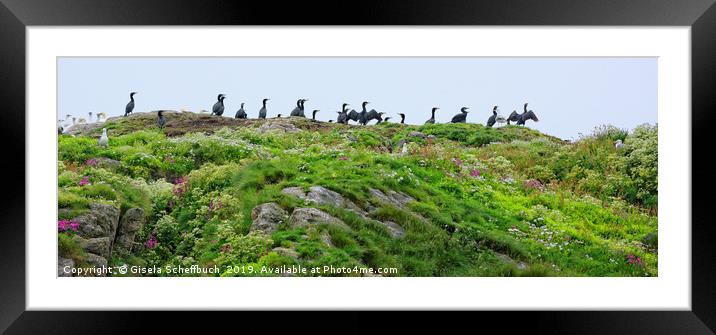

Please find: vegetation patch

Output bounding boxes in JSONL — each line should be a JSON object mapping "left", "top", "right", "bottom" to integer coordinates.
{"left": 59, "top": 113, "right": 657, "bottom": 277}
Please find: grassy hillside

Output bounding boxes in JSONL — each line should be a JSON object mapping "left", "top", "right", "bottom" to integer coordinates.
{"left": 58, "top": 111, "right": 658, "bottom": 277}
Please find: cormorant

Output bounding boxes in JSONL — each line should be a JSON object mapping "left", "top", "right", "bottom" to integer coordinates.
{"left": 124, "top": 92, "right": 137, "bottom": 117}
{"left": 399, "top": 113, "right": 406, "bottom": 124}
{"left": 276, "top": 114, "right": 282, "bottom": 118}
{"left": 507, "top": 110, "right": 520, "bottom": 125}
{"left": 299, "top": 99, "right": 308, "bottom": 117}
{"left": 290, "top": 99, "right": 302, "bottom": 117}
{"left": 98, "top": 128, "right": 109, "bottom": 148}
{"left": 335, "top": 103, "right": 349, "bottom": 124}
{"left": 450, "top": 107, "right": 470, "bottom": 123}
{"left": 347, "top": 108, "right": 360, "bottom": 123}
{"left": 486, "top": 106, "right": 498, "bottom": 127}
{"left": 312, "top": 109, "right": 320, "bottom": 120}
{"left": 365, "top": 110, "right": 385, "bottom": 124}
{"left": 384, "top": 117, "right": 392, "bottom": 123}
{"left": 212, "top": 94, "right": 226, "bottom": 116}
{"left": 337, "top": 111, "right": 348, "bottom": 124}
{"left": 516, "top": 110, "right": 539, "bottom": 125}
{"left": 375, "top": 113, "right": 388, "bottom": 124}
{"left": 508, "top": 103, "right": 528, "bottom": 125}
{"left": 359, "top": 101, "right": 370, "bottom": 125}
{"left": 329, "top": 120, "right": 334, "bottom": 123}
{"left": 425, "top": 107, "right": 439, "bottom": 124}
{"left": 157, "top": 110, "right": 166, "bottom": 129}
{"left": 235, "top": 103, "right": 247, "bottom": 119}
{"left": 257, "top": 98, "right": 269, "bottom": 119}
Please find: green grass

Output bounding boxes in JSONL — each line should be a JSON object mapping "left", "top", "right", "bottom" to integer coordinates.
{"left": 58, "top": 233, "right": 92, "bottom": 269}
{"left": 58, "top": 112, "right": 657, "bottom": 277}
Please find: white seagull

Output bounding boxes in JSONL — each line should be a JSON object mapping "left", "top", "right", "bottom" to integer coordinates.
{"left": 98, "top": 128, "right": 109, "bottom": 148}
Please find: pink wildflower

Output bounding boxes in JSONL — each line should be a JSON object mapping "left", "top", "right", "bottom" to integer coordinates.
{"left": 470, "top": 169, "right": 481, "bottom": 177}
{"left": 79, "top": 176, "right": 90, "bottom": 186}
{"left": 626, "top": 254, "right": 644, "bottom": 267}
{"left": 58, "top": 219, "right": 80, "bottom": 232}
{"left": 145, "top": 234, "right": 158, "bottom": 249}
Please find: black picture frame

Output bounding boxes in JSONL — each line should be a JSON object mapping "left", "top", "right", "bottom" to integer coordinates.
{"left": 1, "top": 0, "right": 714, "bottom": 333}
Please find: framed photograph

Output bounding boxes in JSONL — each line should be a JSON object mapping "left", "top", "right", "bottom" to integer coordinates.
{"left": 2, "top": 0, "right": 715, "bottom": 333}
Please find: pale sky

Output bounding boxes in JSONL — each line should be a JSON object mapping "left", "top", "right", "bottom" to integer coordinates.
{"left": 58, "top": 57, "right": 657, "bottom": 140}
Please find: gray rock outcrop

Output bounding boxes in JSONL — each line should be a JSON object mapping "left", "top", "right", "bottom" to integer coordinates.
{"left": 272, "top": 247, "right": 299, "bottom": 259}
{"left": 320, "top": 231, "right": 334, "bottom": 247}
{"left": 289, "top": 207, "right": 351, "bottom": 231}
{"left": 77, "top": 236, "right": 112, "bottom": 258}
{"left": 250, "top": 203, "right": 288, "bottom": 234}
{"left": 75, "top": 203, "right": 121, "bottom": 239}
{"left": 408, "top": 131, "right": 428, "bottom": 139}
{"left": 368, "top": 188, "right": 414, "bottom": 209}
{"left": 279, "top": 186, "right": 414, "bottom": 239}
{"left": 305, "top": 186, "right": 349, "bottom": 207}
{"left": 85, "top": 254, "right": 109, "bottom": 276}
{"left": 68, "top": 203, "right": 120, "bottom": 268}
{"left": 59, "top": 203, "right": 148, "bottom": 276}
{"left": 282, "top": 186, "right": 367, "bottom": 217}
{"left": 377, "top": 221, "right": 405, "bottom": 238}
{"left": 113, "top": 208, "right": 146, "bottom": 254}
{"left": 495, "top": 252, "right": 528, "bottom": 270}
{"left": 58, "top": 257, "right": 74, "bottom": 277}
{"left": 281, "top": 187, "right": 306, "bottom": 199}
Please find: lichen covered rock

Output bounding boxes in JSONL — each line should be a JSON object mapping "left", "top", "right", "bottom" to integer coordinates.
{"left": 75, "top": 203, "right": 120, "bottom": 239}
{"left": 113, "top": 208, "right": 146, "bottom": 254}
{"left": 250, "top": 203, "right": 288, "bottom": 234}
{"left": 289, "top": 207, "right": 351, "bottom": 231}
